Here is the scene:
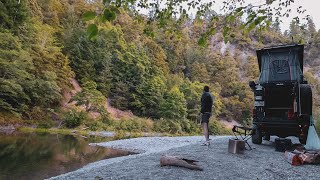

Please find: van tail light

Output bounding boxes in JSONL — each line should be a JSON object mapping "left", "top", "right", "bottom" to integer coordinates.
{"left": 288, "top": 109, "right": 294, "bottom": 120}
{"left": 253, "top": 109, "right": 257, "bottom": 118}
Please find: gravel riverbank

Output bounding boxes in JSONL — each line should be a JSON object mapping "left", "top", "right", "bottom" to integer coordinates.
{"left": 49, "top": 136, "right": 320, "bottom": 180}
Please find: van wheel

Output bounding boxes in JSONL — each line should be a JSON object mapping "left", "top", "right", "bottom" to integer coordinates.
{"left": 252, "top": 125, "right": 262, "bottom": 144}
{"left": 299, "top": 136, "right": 307, "bottom": 145}
{"left": 263, "top": 134, "right": 271, "bottom": 141}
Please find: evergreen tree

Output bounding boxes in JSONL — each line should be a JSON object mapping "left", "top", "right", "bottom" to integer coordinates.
{"left": 288, "top": 20, "right": 303, "bottom": 43}
{"left": 159, "top": 86, "right": 187, "bottom": 120}
{"left": 306, "top": 18, "right": 317, "bottom": 43}
{"left": 72, "top": 81, "right": 106, "bottom": 112}
{"left": 0, "top": 0, "right": 28, "bottom": 34}
{"left": 0, "top": 32, "right": 32, "bottom": 113}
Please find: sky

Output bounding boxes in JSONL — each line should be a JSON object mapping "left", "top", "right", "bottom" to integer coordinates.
{"left": 206, "top": 0, "right": 320, "bottom": 32}
{"left": 277, "top": 0, "right": 320, "bottom": 31}
{"left": 139, "top": 0, "right": 320, "bottom": 31}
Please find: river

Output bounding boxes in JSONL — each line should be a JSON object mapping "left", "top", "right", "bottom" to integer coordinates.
{"left": 0, "top": 131, "right": 134, "bottom": 180}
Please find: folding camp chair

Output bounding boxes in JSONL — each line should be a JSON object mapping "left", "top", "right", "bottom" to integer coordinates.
{"left": 232, "top": 125, "right": 254, "bottom": 150}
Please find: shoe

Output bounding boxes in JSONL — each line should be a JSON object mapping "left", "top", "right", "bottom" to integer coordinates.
{"left": 201, "top": 141, "right": 210, "bottom": 146}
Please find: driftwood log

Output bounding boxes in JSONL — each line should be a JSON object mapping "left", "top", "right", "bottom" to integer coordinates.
{"left": 160, "top": 155, "right": 203, "bottom": 171}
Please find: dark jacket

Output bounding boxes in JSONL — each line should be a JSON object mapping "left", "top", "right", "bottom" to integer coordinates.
{"left": 201, "top": 92, "right": 213, "bottom": 113}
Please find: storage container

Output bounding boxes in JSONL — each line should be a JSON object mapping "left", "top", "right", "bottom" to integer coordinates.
{"left": 275, "top": 138, "right": 292, "bottom": 152}
{"left": 228, "top": 138, "right": 245, "bottom": 154}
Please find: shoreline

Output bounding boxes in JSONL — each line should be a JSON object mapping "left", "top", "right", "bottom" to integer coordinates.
{"left": 49, "top": 136, "right": 223, "bottom": 179}
{"left": 49, "top": 136, "right": 320, "bottom": 180}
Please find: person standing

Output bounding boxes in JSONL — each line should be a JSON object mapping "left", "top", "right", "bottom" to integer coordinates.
{"left": 200, "top": 85, "right": 214, "bottom": 146}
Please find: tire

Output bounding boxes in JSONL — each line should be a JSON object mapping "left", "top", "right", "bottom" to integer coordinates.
{"left": 299, "top": 136, "right": 307, "bottom": 144}
{"left": 252, "top": 125, "right": 262, "bottom": 144}
{"left": 263, "top": 134, "right": 271, "bottom": 141}
{"left": 299, "top": 84, "right": 312, "bottom": 116}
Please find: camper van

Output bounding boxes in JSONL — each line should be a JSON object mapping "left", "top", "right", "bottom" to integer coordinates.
{"left": 249, "top": 44, "right": 312, "bottom": 144}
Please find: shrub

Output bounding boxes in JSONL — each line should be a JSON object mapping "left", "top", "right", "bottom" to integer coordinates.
{"left": 88, "top": 121, "right": 99, "bottom": 131}
{"left": 115, "top": 118, "right": 153, "bottom": 132}
{"left": 153, "top": 119, "right": 183, "bottom": 134}
{"left": 315, "top": 118, "right": 320, "bottom": 134}
{"left": 208, "top": 119, "right": 231, "bottom": 135}
{"left": 37, "top": 120, "right": 54, "bottom": 129}
{"left": 64, "top": 110, "right": 87, "bottom": 128}
{"left": 178, "top": 119, "right": 201, "bottom": 134}
{"left": 101, "top": 113, "right": 113, "bottom": 125}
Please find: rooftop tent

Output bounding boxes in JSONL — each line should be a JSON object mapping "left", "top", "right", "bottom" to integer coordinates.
{"left": 256, "top": 44, "right": 304, "bottom": 83}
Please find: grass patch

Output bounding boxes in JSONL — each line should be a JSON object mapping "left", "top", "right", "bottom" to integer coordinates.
{"left": 18, "top": 127, "right": 88, "bottom": 136}
{"left": 209, "top": 119, "right": 232, "bottom": 135}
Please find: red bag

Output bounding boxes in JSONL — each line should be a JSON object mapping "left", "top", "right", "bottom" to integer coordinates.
{"left": 284, "top": 151, "right": 304, "bottom": 166}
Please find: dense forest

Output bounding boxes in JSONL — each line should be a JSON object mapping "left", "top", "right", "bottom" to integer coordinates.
{"left": 1, "top": 0, "right": 320, "bottom": 134}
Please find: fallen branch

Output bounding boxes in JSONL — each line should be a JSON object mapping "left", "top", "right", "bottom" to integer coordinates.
{"left": 160, "top": 155, "right": 203, "bottom": 171}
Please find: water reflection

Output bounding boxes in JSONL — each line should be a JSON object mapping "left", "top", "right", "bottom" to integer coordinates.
{"left": 0, "top": 132, "right": 134, "bottom": 180}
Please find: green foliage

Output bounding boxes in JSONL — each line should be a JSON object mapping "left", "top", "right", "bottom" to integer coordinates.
{"left": 64, "top": 110, "right": 87, "bottom": 128}
{"left": 316, "top": 118, "right": 320, "bottom": 135}
{"left": 28, "top": 72, "right": 62, "bottom": 107}
{"left": 180, "top": 80, "right": 205, "bottom": 120}
{"left": 72, "top": 81, "right": 106, "bottom": 112}
{"left": 87, "top": 24, "right": 98, "bottom": 40}
{"left": 103, "top": 9, "right": 116, "bottom": 21}
{"left": 0, "top": 0, "right": 28, "bottom": 33}
{"left": 153, "top": 119, "right": 182, "bottom": 134}
{"left": 82, "top": 11, "right": 96, "bottom": 21}
{"left": 0, "top": 32, "right": 32, "bottom": 113}
{"left": 208, "top": 119, "right": 231, "bottom": 135}
{"left": 85, "top": 120, "right": 101, "bottom": 131}
{"left": 37, "top": 120, "right": 54, "bottom": 129}
{"left": 115, "top": 118, "right": 153, "bottom": 132}
{"left": 134, "top": 74, "right": 166, "bottom": 118}
{"left": 2, "top": 0, "right": 320, "bottom": 136}
{"left": 64, "top": 28, "right": 113, "bottom": 95}
{"left": 100, "top": 108, "right": 112, "bottom": 125}
{"left": 85, "top": 0, "right": 306, "bottom": 45}
{"left": 153, "top": 119, "right": 201, "bottom": 135}
{"left": 26, "top": 19, "right": 74, "bottom": 90}
{"left": 159, "top": 86, "right": 187, "bottom": 120}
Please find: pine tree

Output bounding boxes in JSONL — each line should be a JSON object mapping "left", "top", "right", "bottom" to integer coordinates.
{"left": 0, "top": 0, "right": 28, "bottom": 34}
{"left": 159, "top": 86, "right": 187, "bottom": 120}
{"left": 72, "top": 81, "right": 106, "bottom": 112}
{"left": 0, "top": 32, "right": 32, "bottom": 113}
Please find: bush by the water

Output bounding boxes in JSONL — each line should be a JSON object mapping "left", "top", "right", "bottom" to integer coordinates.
{"left": 37, "top": 120, "right": 54, "bottom": 129}
{"left": 152, "top": 119, "right": 201, "bottom": 135}
{"left": 25, "top": 107, "right": 231, "bottom": 136}
{"left": 114, "top": 118, "right": 153, "bottom": 132}
{"left": 64, "top": 110, "right": 87, "bottom": 128}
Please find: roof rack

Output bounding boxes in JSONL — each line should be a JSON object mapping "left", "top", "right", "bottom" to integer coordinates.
{"left": 257, "top": 44, "right": 304, "bottom": 51}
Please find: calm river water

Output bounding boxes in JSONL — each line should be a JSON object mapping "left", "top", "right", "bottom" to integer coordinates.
{"left": 0, "top": 132, "right": 133, "bottom": 180}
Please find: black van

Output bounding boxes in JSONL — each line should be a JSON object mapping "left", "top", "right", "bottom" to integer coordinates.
{"left": 249, "top": 44, "right": 312, "bottom": 144}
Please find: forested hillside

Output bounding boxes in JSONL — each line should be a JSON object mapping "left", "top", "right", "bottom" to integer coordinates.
{"left": 1, "top": 0, "right": 320, "bottom": 132}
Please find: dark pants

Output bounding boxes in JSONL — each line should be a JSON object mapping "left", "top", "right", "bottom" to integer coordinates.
{"left": 201, "top": 113, "right": 211, "bottom": 124}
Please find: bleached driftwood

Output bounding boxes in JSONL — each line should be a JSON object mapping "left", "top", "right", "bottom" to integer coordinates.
{"left": 160, "top": 155, "right": 203, "bottom": 171}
